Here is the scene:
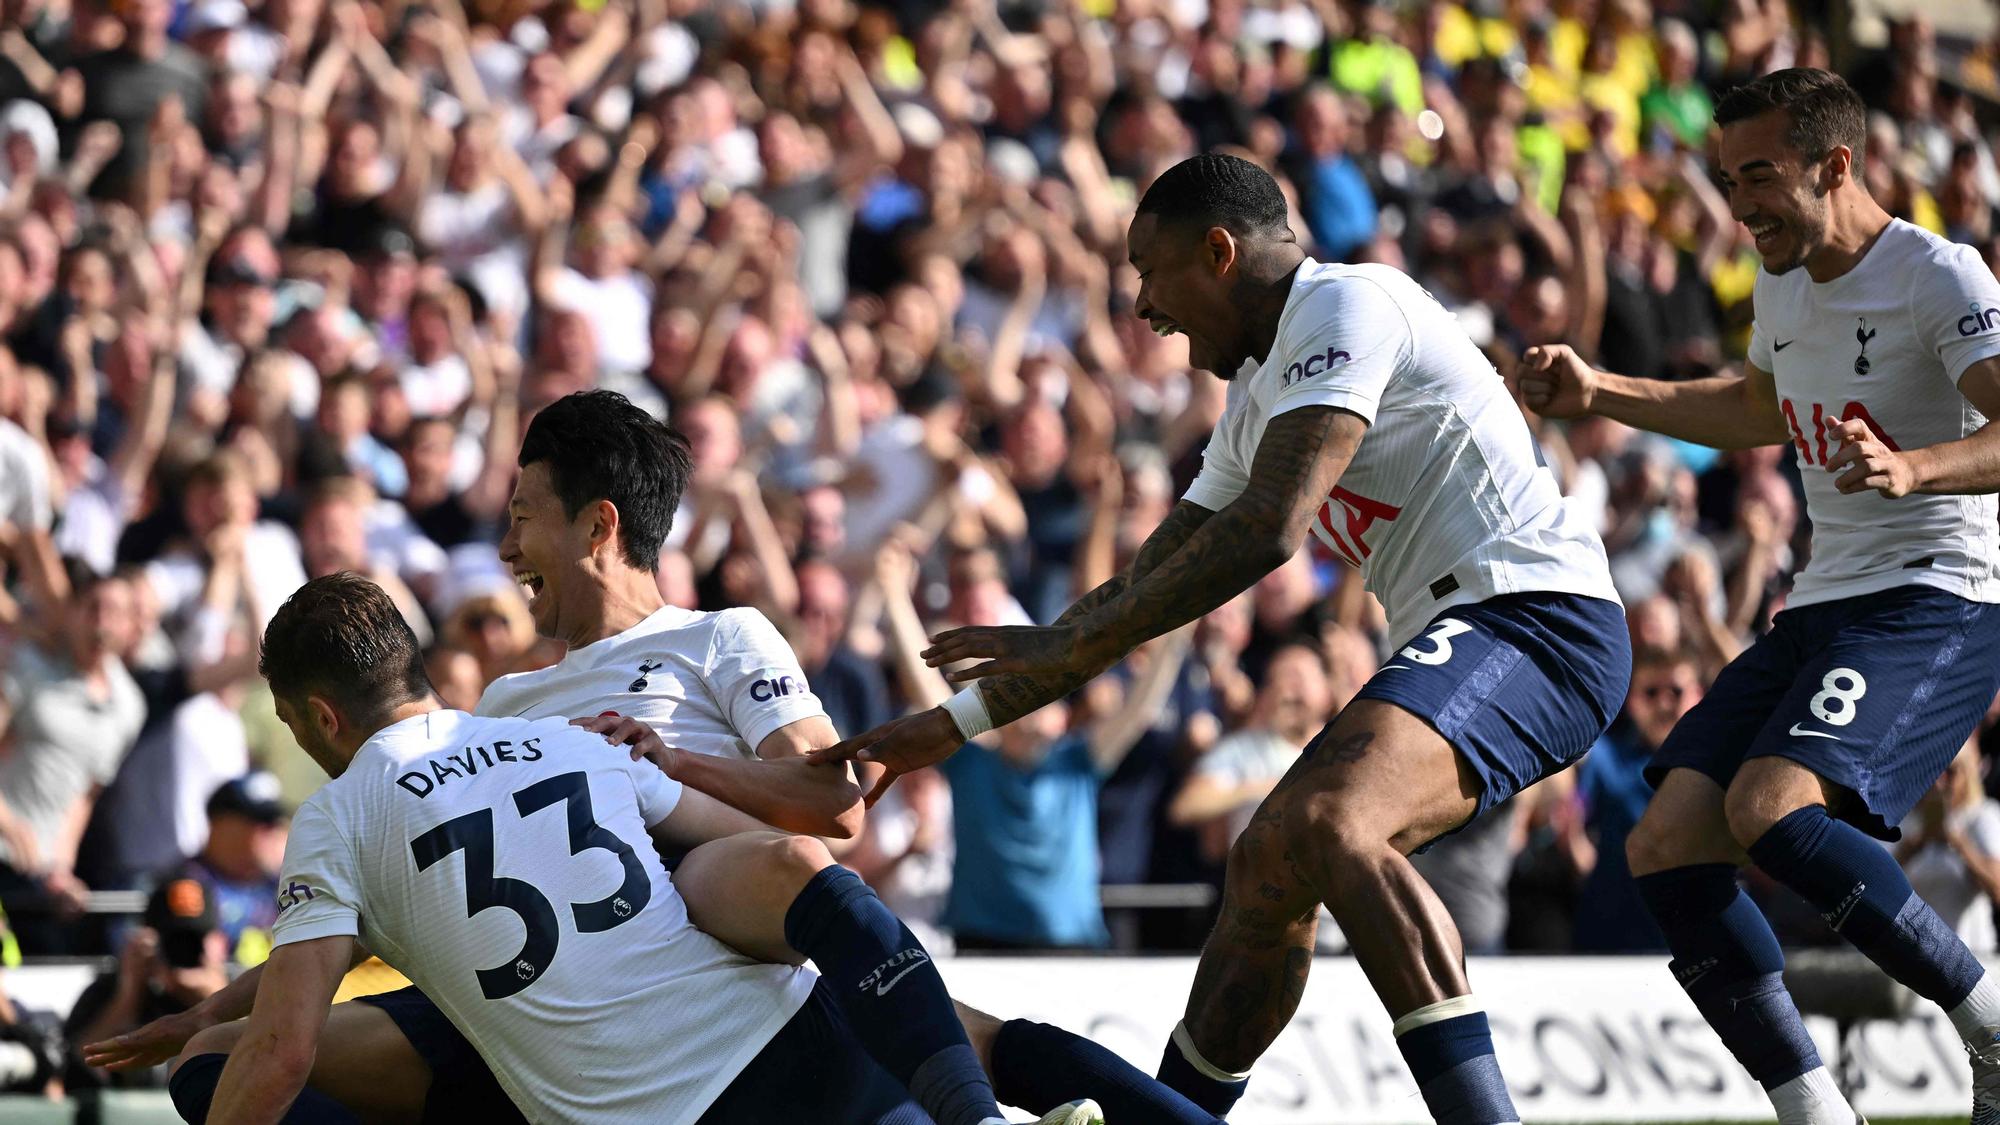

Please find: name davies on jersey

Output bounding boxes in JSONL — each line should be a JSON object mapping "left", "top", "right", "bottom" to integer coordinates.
{"left": 396, "top": 737, "right": 548, "bottom": 799}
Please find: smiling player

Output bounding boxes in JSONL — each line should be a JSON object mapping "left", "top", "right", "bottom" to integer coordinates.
{"left": 1521, "top": 68, "right": 2000, "bottom": 1125}
{"left": 817, "top": 153, "right": 1628, "bottom": 1124}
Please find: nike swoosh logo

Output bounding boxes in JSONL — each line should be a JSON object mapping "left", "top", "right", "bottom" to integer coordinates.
{"left": 874, "top": 961, "right": 927, "bottom": 997}
{"left": 1788, "top": 723, "right": 1840, "bottom": 741}
{"left": 1378, "top": 665, "right": 1412, "bottom": 672}
{"left": 1774, "top": 339, "right": 1795, "bottom": 351}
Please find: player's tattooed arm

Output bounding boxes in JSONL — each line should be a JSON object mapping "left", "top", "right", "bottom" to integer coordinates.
{"left": 1071, "top": 406, "right": 1362, "bottom": 653}
{"left": 925, "top": 407, "right": 1363, "bottom": 689}
{"left": 972, "top": 499, "right": 1213, "bottom": 728}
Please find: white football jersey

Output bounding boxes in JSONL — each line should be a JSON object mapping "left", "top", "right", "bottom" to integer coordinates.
{"left": 478, "top": 606, "right": 825, "bottom": 758}
{"left": 1748, "top": 219, "right": 2000, "bottom": 608}
{"left": 273, "top": 710, "right": 815, "bottom": 1124}
{"left": 1185, "top": 259, "right": 1619, "bottom": 644}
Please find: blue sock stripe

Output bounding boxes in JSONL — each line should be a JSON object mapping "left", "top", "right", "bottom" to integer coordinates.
{"left": 1397, "top": 1011, "right": 1499, "bottom": 1082}
{"left": 1419, "top": 1055, "right": 1520, "bottom": 1125}
{"left": 1750, "top": 804, "right": 1985, "bottom": 1008}
{"left": 1394, "top": 1014, "right": 1519, "bottom": 1125}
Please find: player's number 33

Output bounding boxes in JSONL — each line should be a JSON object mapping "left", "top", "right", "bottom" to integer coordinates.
{"left": 411, "top": 771, "right": 652, "bottom": 1000}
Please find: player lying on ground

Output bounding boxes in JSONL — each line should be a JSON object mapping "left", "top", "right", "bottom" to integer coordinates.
{"left": 169, "top": 572, "right": 1103, "bottom": 1125}
{"left": 90, "top": 392, "right": 1228, "bottom": 1125}
{"left": 817, "top": 153, "right": 1629, "bottom": 1125}
{"left": 1521, "top": 68, "right": 2000, "bottom": 1125}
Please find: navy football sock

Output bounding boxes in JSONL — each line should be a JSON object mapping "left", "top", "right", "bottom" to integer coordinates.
{"left": 1155, "top": 1022, "right": 1249, "bottom": 1116}
{"left": 1636, "top": 863, "right": 1822, "bottom": 1088}
{"left": 168, "top": 1052, "right": 361, "bottom": 1124}
{"left": 993, "top": 1019, "right": 1219, "bottom": 1124}
{"left": 783, "top": 866, "right": 1000, "bottom": 1125}
{"left": 1749, "top": 804, "right": 1985, "bottom": 1008}
{"left": 1393, "top": 1000, "right": 1519, "bottom": 1125}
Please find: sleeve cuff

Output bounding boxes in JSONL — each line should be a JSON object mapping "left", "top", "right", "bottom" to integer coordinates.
{"left": 743, "top": 698, "right": 827, "bottom": 755}
{"left": 273, "top": 913, "right": 360, "bottom": 948}
{"left": 1948, "top": 339, "right": 2000, "bottom": 384}
{"left": 1271, "top": 387, "right": 1378, "bottom": 426}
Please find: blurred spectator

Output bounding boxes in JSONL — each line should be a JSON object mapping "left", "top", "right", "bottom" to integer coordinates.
{"left": 1898, "top": 741, "right": 2000, "bottom": 955}
{"left": 0, "top": 561, "right": 144, "bottom": 954}
{"left": 1569, "top": 644, "right": 1705, "bottom": 952}
{"left": 62, "top": 877, "right": 226, "bottom": 1089}
{"left": 172, "top": 772, "right": 286, "bottom": 967}
{"left": 0, "top": 0, "right": 1974, "bottom": 964}
{"left": 1168, "top": 641, "right": 1336, "bottom": 857}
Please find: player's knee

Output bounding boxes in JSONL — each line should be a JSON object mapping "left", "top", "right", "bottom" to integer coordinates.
{"left": 1722, "top": 780, "right": 1797, "bottom": 850}
{"left": 1625, "top": 803, "right": 1701, "bottom": 877}
{"left": 767, "top": 832, "right": 835, "bottom": 878}
{"left": 746, "top": 833, "right": 836, "bottom": 905}
{"left": 1285, "top": 791, "right": 1384, "bottom": 868}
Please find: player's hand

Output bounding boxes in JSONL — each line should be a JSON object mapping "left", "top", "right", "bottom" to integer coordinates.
{"left": 82, "top": 1002, "right": 215, "bottom": 1072}
{"left": 1826, "top": 417, "right": 1918, "bottom": 498}
{"left": 922, "top": 623, "right": 1108, "bottom": 682}
{"left": 571, "top": 714, "right": 683, "bottom": 776}
{"left": 807, "top": 708, "right": 964, "bottom": 805}
{"left": 1517, "top": 344, "right": 1599, "bottom": 419}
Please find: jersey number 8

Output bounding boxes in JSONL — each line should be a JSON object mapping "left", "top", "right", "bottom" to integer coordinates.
{"left": 411, "top": 771, "right": 653, "bottom": 1000}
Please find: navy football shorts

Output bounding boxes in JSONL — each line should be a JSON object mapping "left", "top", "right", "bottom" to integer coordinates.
{"left": 1649, "top": 584, "right": 2000, "bottom": 839}
{"left": 353, "top": 985, "right": 522, "bottom": 1124}
{"left": 1351, "top": 592, "right": 1631, "bottom": 848}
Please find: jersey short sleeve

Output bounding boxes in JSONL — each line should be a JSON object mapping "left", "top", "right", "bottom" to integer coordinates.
{"left": 1912, "top": 242, "right": 2000, "bottom": 383}
{"left": 271, "top": 803, "right": 363, "bottom": 947}
{"left": 1266, "top": 275, "right": 1411, "bottom": 426}
{"left": 705, "top": 608, "right": 827, "bottom": 753}
{"left": 1747, "top": 315, "right": 1775, "bottom": 373}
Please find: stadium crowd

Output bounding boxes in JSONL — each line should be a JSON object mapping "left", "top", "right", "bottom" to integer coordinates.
{"left": 2, "top": 0, "right": 2000, "bottom": 1094}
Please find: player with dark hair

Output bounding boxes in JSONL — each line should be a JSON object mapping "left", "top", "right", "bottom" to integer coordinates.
{"left": 819, "top": 151, "right": 1629, "bottom": 1124}
{"left": 172, "top": 571, "right": 1105, "bottom": 1125}
{"left": 1522, "top": 67, "right": 2000, "bottom": 1125}
{"left": 94, "top": 391, "right": 1230, "bottom": 1125}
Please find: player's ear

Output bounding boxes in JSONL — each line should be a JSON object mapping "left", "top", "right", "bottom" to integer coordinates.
{"left": 1819, "top": 144, "right": 1852, "bottom": 193}
{"left": 586, "top": 497, "right": 621, "bottom": 559}
{"left": 306, "top": 694, "right": 341, "bottom": 740}
{"left": 1204, "top": 225, "right": 1237, "bottom": 275}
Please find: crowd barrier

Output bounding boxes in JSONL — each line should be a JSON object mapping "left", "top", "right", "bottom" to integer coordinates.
{"left": 5, "top": 956, "right": 1975, "bottom": 1122}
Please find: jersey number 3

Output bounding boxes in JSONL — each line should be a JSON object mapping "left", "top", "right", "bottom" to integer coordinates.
{"left": 410, "top": 771, "right": 653, "bottom": 1000}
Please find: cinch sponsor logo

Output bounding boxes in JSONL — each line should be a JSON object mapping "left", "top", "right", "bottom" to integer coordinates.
{"left": 1960, "top": 303, "right": 2000, "bottom": 337}
{"left": 1283, "top": 345, "right": 1352, "bottom": 386}
{"left": 750, "top": 675, "right": 804, "bottom": 702}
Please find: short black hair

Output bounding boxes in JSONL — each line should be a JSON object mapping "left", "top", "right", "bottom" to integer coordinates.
{"left": 1136, "top": 153, "right": 1291, "bottom": 238}
{"left": 1714, "top": 67, "right": 1866, "bottom": 166}
{"left": 517, "top": 390, "right": 693, "bottom": 573}
{"left": 260, "top": 572, "right": 434, "bottom": 720}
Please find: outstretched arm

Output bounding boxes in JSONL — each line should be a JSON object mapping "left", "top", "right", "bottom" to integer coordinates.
{"left": 926, "top": 406, "right": 1363, "bottom": 687}
{"left": 576, "top": 714, "right": 865, "bottom": 839}
{"left": 807, "top": 500, "right": 1212, "bottom": 798}
{"left": 964, "top": 497, "right": 1213, "bottom": 728}
{"left": 1519, "top": 344, "right": 1789, "bottom": 450}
